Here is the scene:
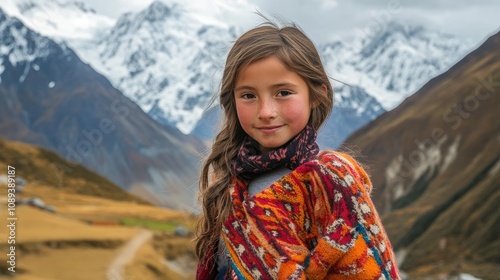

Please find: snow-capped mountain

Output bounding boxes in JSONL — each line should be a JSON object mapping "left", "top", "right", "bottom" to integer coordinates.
{"left": 0, "top": 0, "right": 113, "bottom": 42}
{"left": 311, "top": 22, "right": 471, "bottom": 146}
{"left": 0, "top": 8, "right": 56, "bottom": 82}
{"left": 195, "top": 23, "right": 471, "bottom": 147}
{"left": 321, "top": 23, "right": 470, "bottom": 110}
{"left": 72, "top": 1, "right": 236, "bottom": 133}
{"left": 0, "top": 7, "right": 204, "bottom": 210}
{"left": 1, "top": 0, "right": 236, "bottom": 134}
{"left": 0, "top": 0, "right": 473, "bottom": 143}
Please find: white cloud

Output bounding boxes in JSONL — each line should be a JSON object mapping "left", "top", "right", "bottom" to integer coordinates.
{"left": 322, "top": 0, "right": 339, "bottom": 9}
{"left": 80, "top": 0, "right": 500, "bottom": 45}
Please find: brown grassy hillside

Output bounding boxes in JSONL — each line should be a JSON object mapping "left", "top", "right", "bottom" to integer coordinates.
{"left": 344, "top": 31, "right": 500, "bottom": 279}
{"left": 0, "top": 137, "right": 150, "bottom": 204}
{"left": 0, "top": 138, "right": 197, "bottom": 279}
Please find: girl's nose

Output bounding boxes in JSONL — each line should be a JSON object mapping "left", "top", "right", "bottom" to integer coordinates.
{"left": 258, "top": 98, "right": 278, "bottom": 119}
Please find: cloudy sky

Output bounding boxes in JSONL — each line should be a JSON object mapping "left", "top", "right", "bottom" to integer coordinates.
{"left": 81, "top": 0, "right": 500, "bottom": 47}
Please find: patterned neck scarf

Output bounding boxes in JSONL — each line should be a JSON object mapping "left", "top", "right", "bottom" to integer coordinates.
{"left": 233, "top": 125, "right": 319, "bottom": 180}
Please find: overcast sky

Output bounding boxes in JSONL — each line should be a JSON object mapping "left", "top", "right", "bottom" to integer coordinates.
{"left": 82, "top": 0, "right": 499, "bottom": 47}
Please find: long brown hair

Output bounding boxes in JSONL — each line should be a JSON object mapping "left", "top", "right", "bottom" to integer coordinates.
{"left": 195, "top": 21, "right": 334, "bottom": 259}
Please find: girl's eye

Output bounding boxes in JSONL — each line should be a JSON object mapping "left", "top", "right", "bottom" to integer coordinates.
{"left": 241, "top": 93, "right": 256, "bottom": 99}
{"left": 277, "top": 90, "right": 292, "bottom": 97}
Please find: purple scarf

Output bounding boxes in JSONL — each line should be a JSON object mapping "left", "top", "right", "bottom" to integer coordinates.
{"left": 233, "top": 125, "right": 319, "bottom": 181}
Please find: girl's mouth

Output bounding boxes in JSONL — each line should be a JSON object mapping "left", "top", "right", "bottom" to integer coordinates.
{"left": 256, "top": 125, "right": 284, "bottom": 133}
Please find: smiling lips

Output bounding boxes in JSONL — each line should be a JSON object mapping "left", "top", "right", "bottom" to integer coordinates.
{"left": 255, "top": 125, "right": 284, "bottom": 133}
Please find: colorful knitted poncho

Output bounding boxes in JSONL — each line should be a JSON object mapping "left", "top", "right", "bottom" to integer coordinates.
{"left": 197, "top": 151, "right": 400, "bottom": 279}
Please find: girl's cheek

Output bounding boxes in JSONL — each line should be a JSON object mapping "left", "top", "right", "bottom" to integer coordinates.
{"left": 285, "top": 102, "right": 307, "bottom": 118}
{"left": 236, "top": 104, "right": 252, "bottom": 124}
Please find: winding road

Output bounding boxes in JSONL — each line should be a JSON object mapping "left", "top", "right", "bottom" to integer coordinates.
{"left": 106, "top": 229, "right": 153, "bottom": 280}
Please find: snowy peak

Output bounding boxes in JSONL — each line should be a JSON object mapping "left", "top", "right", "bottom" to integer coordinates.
{"left": 101, "top": 1, "right": 192, "bottom": 50}
{"left": 71, "top": 1, "right": 234, "bottom": 134}
{"left": 112, "top": 1, "right": 181, "bottom": 33}
{"left": 359, "top": 21, "right": 462, "bottom": 61}
{"left": 358, "top": 22, "right": 425, "bottom": 57}
{"left": 0, "top": 8, "right": 61, "bottom": 77}
{"left": 17, "top": 0, "right": 97, "bottom": 14}
{"left": 0, "top": 0, "right": 114, "bottom": 41}
{"left": 142, "top": 1, "right": 180, "bottom": 22}
{"left": 70, "top": 1, "right": 98, "bottom": 14}
{"left": 321, "top": 21, "right": 471, "bottom": 110}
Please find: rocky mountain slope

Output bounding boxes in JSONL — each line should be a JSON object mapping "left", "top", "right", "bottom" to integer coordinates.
{"left": 344, "top": 31, "right": 500, "bottom": 279}
{"left": 0, "top": 9, "right": 204, "bottom": 210}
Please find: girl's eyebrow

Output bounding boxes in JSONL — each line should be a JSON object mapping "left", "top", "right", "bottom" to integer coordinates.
{"left": 234, "top": 82, "right": 298, "bottom": 92}
{"left": 271, "top": 82, "right": 298, "bottom": 89}
{"left": 234, "top": 85, "right": 256, "bottom": 92}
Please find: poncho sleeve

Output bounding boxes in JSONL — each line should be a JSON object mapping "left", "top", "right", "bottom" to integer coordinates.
{"left": 222, "top": 151, "right": 399, "bottom": 279}
{"left": 297, "top": 151, "right": 399, "bottom": 279}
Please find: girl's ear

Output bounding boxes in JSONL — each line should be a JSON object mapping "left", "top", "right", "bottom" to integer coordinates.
{"left": 311, "top": 84, "right": 328, "bottom": 109}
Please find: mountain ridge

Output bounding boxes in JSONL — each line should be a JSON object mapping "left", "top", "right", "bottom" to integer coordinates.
{"left": 343, "top": 30, "right": 500, "bottom": 279}
{"left": 0, "top": 8, "right": 204, "bottom": 210}
{"left": 0, "top": 137, "right": 150, "bottom": 204}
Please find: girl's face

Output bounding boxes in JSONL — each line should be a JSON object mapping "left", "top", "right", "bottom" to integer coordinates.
{"left": 234, "top": 56, "right": 312, "bottom": 153}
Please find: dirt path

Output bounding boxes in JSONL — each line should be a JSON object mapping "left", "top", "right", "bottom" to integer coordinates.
{"left": 106, "top": 229, "right": 153, "bottom": 280}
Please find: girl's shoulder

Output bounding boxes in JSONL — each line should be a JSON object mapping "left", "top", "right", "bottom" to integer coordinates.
{"left": 316, "top": 150, "right": 355, "bottom": 163}
{"left": 300, "top": 150, "right": 373, "bottom": 193}
{"left": 317, "top": 150, "right": 365, "bottom": 170}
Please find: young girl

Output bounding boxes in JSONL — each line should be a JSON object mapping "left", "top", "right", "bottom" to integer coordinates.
{"left": 195, "top": 22, "right": 400, "bottom": 280}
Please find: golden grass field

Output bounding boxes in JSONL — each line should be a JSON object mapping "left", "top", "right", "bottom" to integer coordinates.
{"left": 0, "top": 182, "right": 198, "bottom": 280}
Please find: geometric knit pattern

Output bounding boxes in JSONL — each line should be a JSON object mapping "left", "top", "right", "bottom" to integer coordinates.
{"left": 218, "top": 151, "right": 400, "bottom": 279}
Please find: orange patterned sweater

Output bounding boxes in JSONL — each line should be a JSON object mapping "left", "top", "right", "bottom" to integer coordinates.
{"left": 216, "top": 150, "right": 400, "bottom": 279}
